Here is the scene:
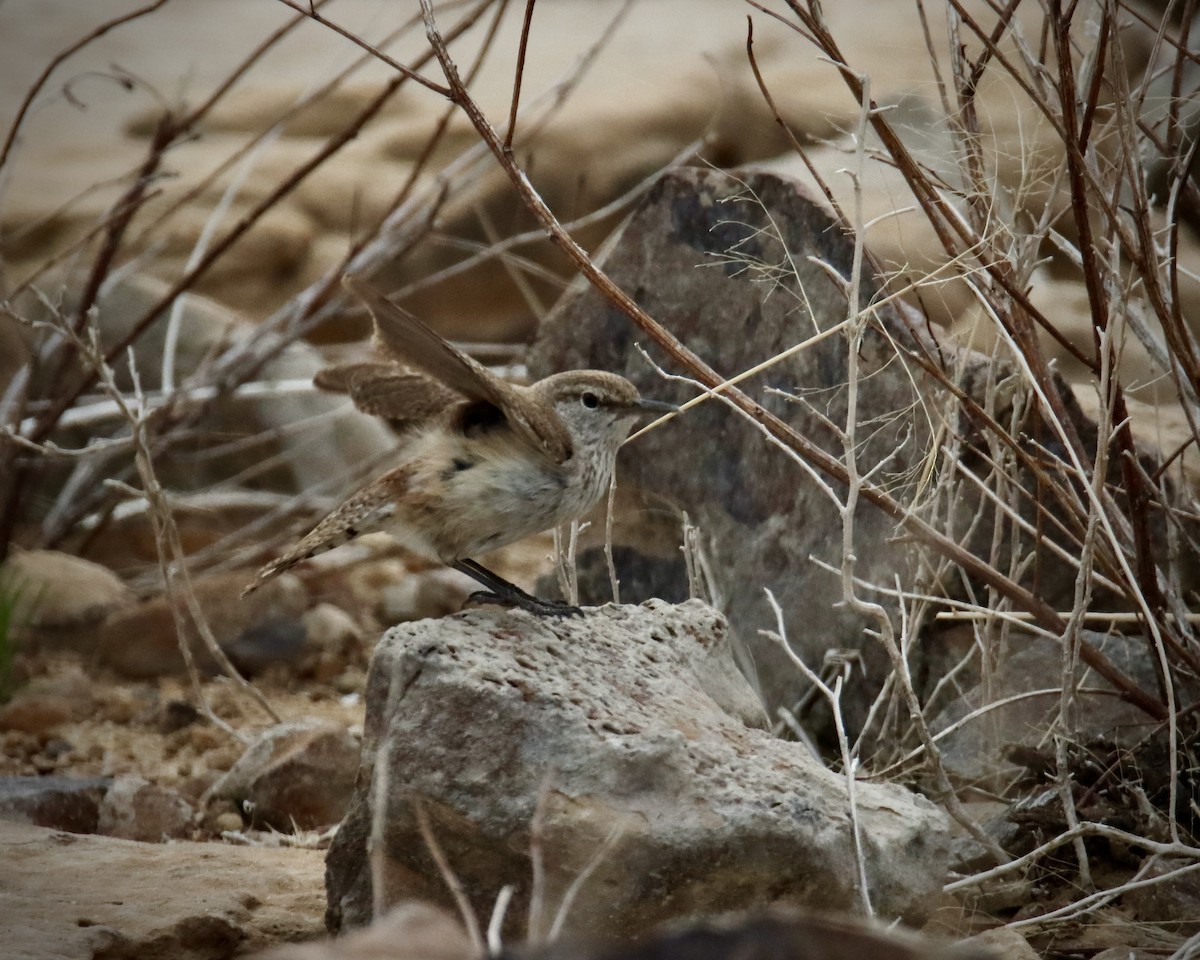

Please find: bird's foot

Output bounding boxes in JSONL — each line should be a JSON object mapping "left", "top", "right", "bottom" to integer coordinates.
{"left": 466, "top": 589, "right": 583, "bottom": 618}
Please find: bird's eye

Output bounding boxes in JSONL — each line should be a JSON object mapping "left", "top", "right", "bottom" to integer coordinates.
{"left": 580, "top": 391, "right": 599, "bottom": 409}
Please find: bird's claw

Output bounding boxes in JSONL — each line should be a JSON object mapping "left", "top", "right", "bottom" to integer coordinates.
{"left": 466, "top": 590, "right": 584, "bottom": 618}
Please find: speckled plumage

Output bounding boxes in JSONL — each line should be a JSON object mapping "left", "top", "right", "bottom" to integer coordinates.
{"left": 245, "top": 278, "right": 673, "bottom": 601}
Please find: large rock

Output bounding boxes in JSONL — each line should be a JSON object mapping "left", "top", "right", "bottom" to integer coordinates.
{"left": 527, "top": 166, "right": 1178, "bottom": 727}
{"left": 258, "top": 904, "right": 995, "bottom": 960}
{"left": 325, "top": 601, "right": 949, "bottom": 939}
{"left": 0, "top": 819, "right": 324, "bottom": 960}
{"left": 931, "top": 630, "right": 1167, "bottom": 788}
{"left": 528, "top": 167, "right": 953, "bottom": 720}
{"left": 506, "top": 908, "right": 998, "bottom": 960}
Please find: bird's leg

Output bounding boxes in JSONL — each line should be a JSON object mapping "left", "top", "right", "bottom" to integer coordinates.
{"left": 450, "top": 558, "right": 583, "bottom": 618}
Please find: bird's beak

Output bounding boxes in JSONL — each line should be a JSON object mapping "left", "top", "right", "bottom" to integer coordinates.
{"left": 633, "top": 397, "right": 678, "bottom": 415}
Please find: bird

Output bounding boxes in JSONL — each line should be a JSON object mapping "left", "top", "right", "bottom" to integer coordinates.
{"left": 243, "top": 275, "right": 676, "bottom": 616}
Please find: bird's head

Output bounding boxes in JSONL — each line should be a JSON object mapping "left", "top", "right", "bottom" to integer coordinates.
{"left": 537, "top": 371, "right": 676, "bottom": 457}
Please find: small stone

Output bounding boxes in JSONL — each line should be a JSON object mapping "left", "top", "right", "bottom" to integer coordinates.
{"left": 960, "top": 877, "right": 1034, "bottom": 914}
{"left": 213, "top": 811, "right": 245, "bottom": 834}
{"left": 377, "top": 568, "right": 471, "bottom": 624}
{"left": 41, "top": 738, "right": 73, "bottom": 759}
{"left": 0, "top": 549, "right": 131, "bottom": 631}
{"left": 225, "top": 617, "right": 308, "bottom": 676}
{"left": 301, "top": 603, "right": 363, "bottom": 653}
{"left": 0, "top": 695, "right": 74, "bottom": 734}
{"left": 204, "top": 744, "right": 243, "bottom": 774}
{"left": 179, "top": 772, "right": 219, "bottom": 802}
{"left": 31, "top": 755, "right": 58, "bottom": 774}
{"left": 184, "top": 724, "right": 225, "bottom": 754}
{"left": 98, "top": 688, "right": 141, "bottom": 725}
{"left": 206, "top": 797, "right": 240, "bottom": 818}
{"left": 208, "top": 719, "right": 359, "bottom": 832}
{"left": 299, "top": 604, "right": 366, "bottom": 684}
{"left": 0, "top": 662, "right": 95, "bottom": 734}
{"left": 333, "top": 668, "right": 365, "bottom": 695}
{"left": 98, "top": 776, "right": 194, "bottom": 842}
{"left": 159, "top": 700, "right": 201, "bottom": 733}
{"left": 310, "top": 653, "right": 344, "bottom": 685}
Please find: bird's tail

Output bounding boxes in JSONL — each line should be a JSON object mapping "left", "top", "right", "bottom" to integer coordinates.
{"left": 242, "top": 544, "right": 313, "bottom": 597}
{"left": 241, "top": 469, "right": 406, "bottom": 598}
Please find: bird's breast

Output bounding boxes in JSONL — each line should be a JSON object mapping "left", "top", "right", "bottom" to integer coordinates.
{"left": 415, "top": 430, "right": 615, "bottom": 559}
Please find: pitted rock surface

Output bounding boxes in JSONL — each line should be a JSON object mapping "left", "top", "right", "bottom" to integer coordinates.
{"left": 325, "top": 600, "right": 949, "bottom": 939}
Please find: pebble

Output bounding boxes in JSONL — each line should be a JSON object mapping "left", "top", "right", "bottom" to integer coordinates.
{"left": 333, "top": 668, "right": 365, "bottom": 695}
{"left": 0, "top": 695, "right": 73, "bottom": 735}
{"left": 159, "top": 700, "right": 201, "bottom": 733}
{"left": 301, "top": 603, "right": 363, "bottom": 653}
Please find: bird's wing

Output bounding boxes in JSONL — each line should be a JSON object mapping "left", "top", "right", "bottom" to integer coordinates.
{"left": 313, "top": 361, "right": 393, "bottom": 394}
{"left": 316, "top": 363, "right": 460, "bottom": 424}
{"left": 343, "top": 275, "right": 572, "bottom": 462}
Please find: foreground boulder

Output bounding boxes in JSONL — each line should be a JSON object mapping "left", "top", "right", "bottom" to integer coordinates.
{"left": 325, "top": 601, "right": 949, "bottom": 938}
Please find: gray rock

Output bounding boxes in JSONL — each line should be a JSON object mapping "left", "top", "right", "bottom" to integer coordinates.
{"left": 0, "top": 775, "right": 111, "bottom": 833}
{"left": 225, "top": 617, "right": 310, "bottom": 677}
{"left": 301, "top": 603, "right": 364, "bottom": 653}
{"left": 378, "top": 568, "right": 473, "bottom": 625}
{"left": 1125, "top": 857, "right": 1200, "bottom": 933}
{"left": 209, "top": 719, "right": 360, "bottom": 831}
{"left": 325, "top": 601, "right": 949, "bottom": 939}
{"left": 931, "top": 630, "right": 1165, "bottom": 787}
{"left": 526, "top": 168, "right": 954, "bottom": 722}
{"left": 526, "top": 167, "right": 1144, "bottom": 727}
{"left": 97, "top": 776, "right": 194, "bottom": 842}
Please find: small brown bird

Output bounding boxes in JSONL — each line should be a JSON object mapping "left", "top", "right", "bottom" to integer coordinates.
{"left": 244, "top": 276, "right": 675, "bottom": 615}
